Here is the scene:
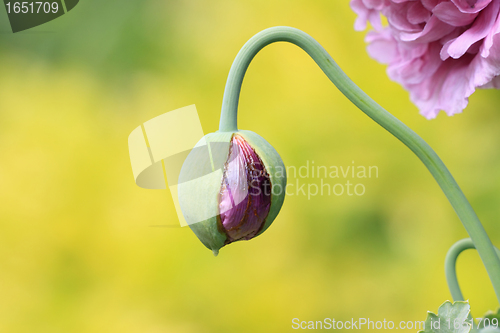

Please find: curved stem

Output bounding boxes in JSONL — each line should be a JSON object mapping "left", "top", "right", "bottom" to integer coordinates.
{"left": 446, "top": 238, "right": 500, "bottom": 302}
{"left": 219, "top": 26, "right": 500, "bottom": 303}
{"left": 446, "top": 239, "right": 477, "bottom": 302}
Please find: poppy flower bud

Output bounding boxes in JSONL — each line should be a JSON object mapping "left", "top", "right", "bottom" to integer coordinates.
{"left": 178, "top": 130, "right": 286, "bottom": 255}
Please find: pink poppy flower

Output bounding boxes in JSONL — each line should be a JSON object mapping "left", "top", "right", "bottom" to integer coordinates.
{"left": 350, "top": 0, "right": 500, "bottom": 118}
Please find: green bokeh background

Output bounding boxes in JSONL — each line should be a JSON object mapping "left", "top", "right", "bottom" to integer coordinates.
{"left": 1, "top": 1, "right": 500, "bottom": 332}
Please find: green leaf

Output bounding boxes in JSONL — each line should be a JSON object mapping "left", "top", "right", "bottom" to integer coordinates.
{"left": 419, "top": 301, "right": 471, "bottom": 333}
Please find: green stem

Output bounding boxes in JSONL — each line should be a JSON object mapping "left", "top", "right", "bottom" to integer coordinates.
{"left": 445, "top": 238, "right": 500, "bottom": 302}
{"left": 219, "top": 26, "right": 500, "bottom": 303}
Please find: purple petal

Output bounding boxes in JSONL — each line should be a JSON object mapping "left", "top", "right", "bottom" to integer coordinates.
{"left": 400, "top": 15, "right": 456, "bottom": 42}
{"left": 441, "top": 0, "right": 500, "bottom": 59}
{"left": 408, "top": 2, "right": 432, "bottom": 24}
{"left": 451, "top": 0, "right": 493, "bottom": 13}
{"left": 219, "top": 135, "right": 271, "bottom": 243}
{"left": 366, "top": 29, "right": 398, "bottom": 63}
{"left": 433, "top": 2, "right": 477, "bottom": 26}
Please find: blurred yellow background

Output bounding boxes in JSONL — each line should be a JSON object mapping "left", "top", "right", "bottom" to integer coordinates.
{"left": 1, "top": 1, "right": 500, "bottom": 332}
